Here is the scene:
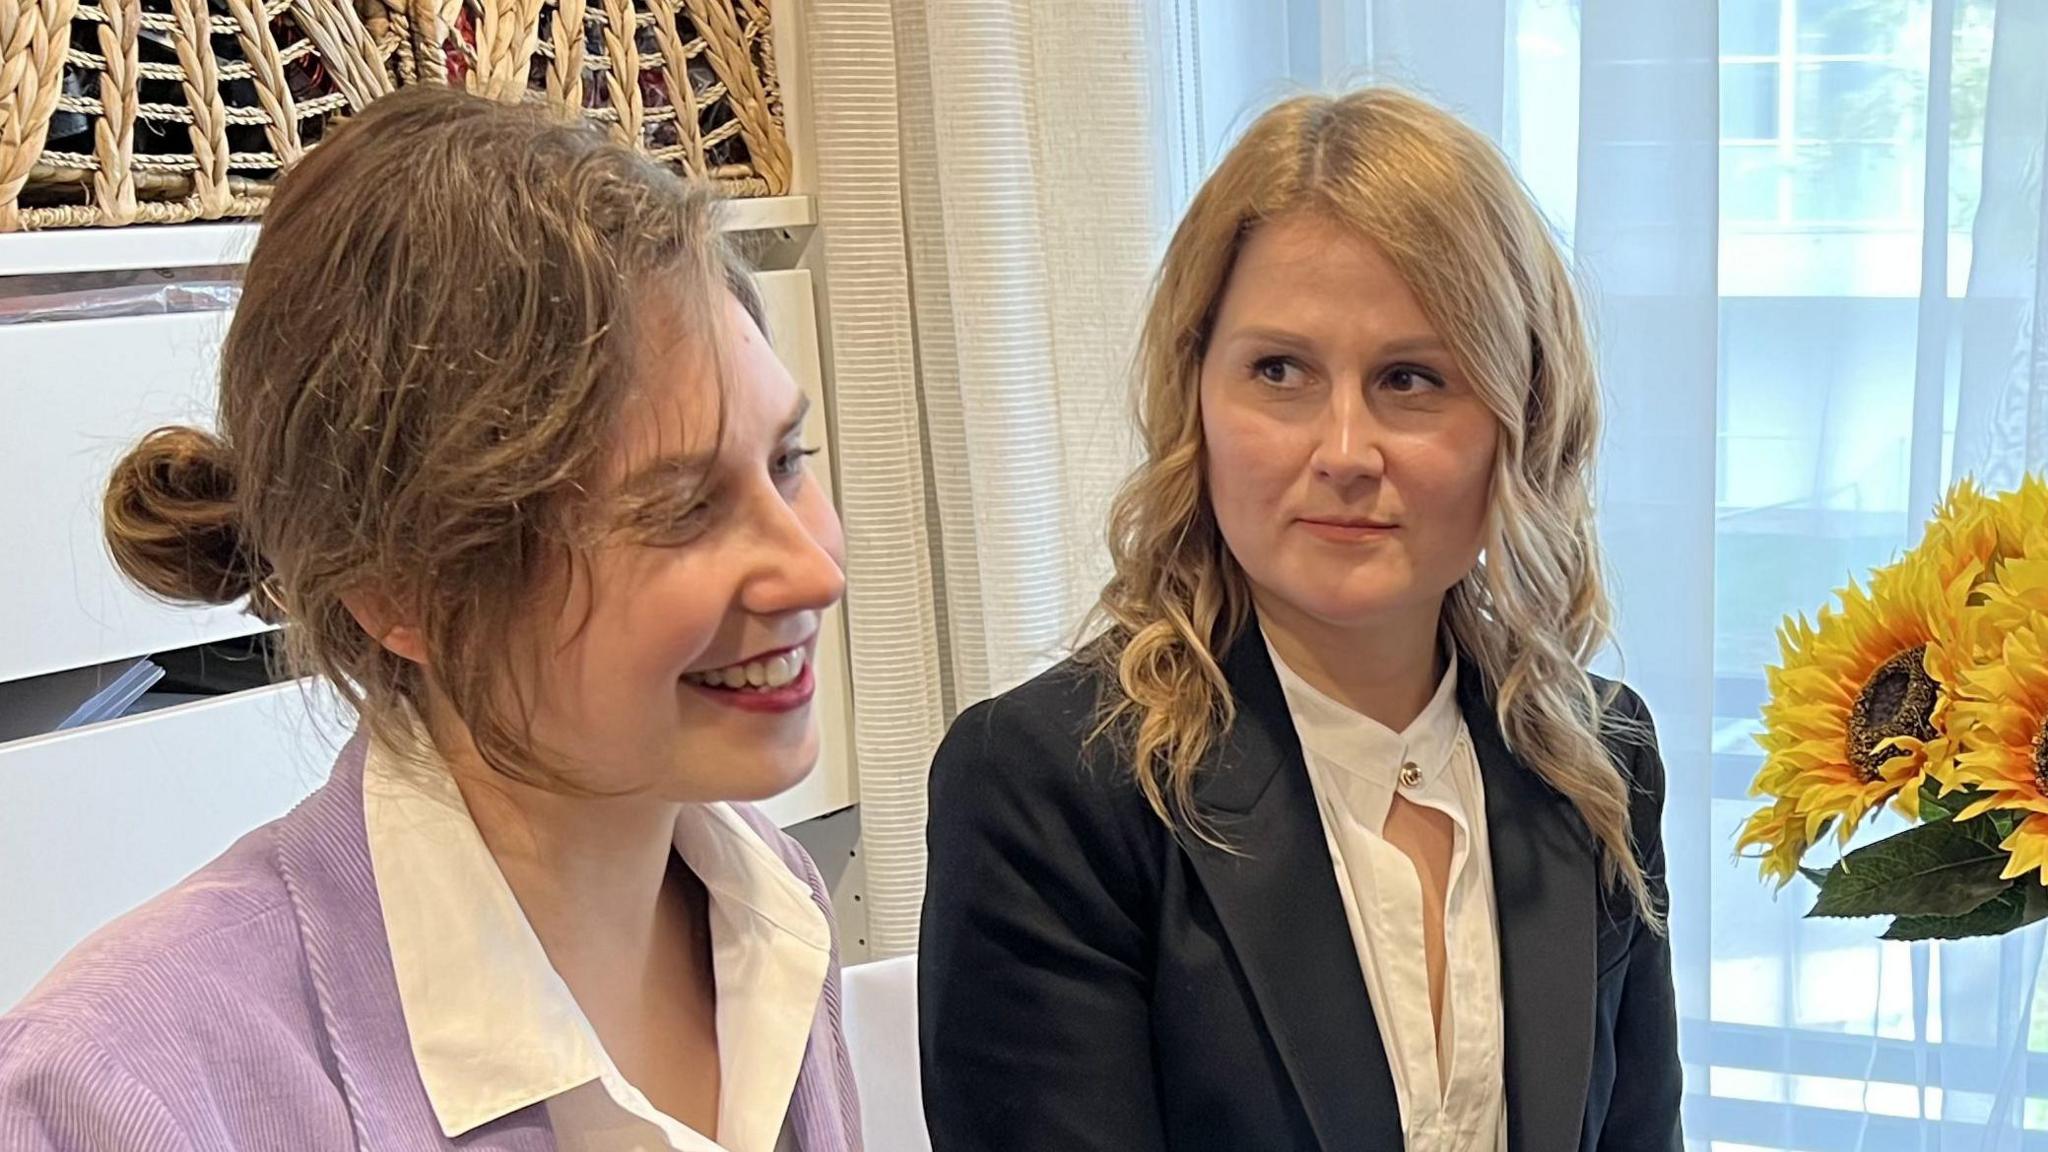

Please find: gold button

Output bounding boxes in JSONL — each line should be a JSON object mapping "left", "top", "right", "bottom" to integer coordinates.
{"left": 1399, "top": 761, "right": 1422, "bottom": 788}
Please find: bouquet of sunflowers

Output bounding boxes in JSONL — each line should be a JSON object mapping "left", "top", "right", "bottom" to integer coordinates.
{"left": 1740, "top": 476, "right": 2048, "bottom": 940}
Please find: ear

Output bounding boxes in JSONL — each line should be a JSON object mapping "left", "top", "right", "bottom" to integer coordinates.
{"left": 341, "top": 589, "right": 429, "bottom": 666}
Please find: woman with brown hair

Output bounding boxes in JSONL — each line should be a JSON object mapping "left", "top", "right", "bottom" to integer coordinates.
{"left": 920, "top": 88, "right": 1682, "bottom": 1152}
{"left": 0, "top": 88, "right": 860, "bottom": 1152}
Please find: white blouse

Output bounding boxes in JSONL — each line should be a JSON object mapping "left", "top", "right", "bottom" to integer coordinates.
{"left": 361, "top": 732, "right": 826, "bottom": 1152}
{"left": 1268, "top": 638, "right": 1508, "bottom": 1152}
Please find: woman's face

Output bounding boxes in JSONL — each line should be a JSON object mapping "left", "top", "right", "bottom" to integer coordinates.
{"left": 1199, "top": 212, "right": 1499, "bottom": 646}
{"left": 527, "top": 290, "right": 846, "bottom": 803}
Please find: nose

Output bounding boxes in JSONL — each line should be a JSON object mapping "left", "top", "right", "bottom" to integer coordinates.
{"left": 1308, "top": 379, "right": 1386, "bottom": 488}
{"left": 739, "top": 481, "right": 846, "bottom": 620}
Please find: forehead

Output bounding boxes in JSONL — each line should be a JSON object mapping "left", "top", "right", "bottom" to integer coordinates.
{"left": 603, "top": 292, "right": 786, "bottom": 479}
{"left": 1216, "top": 213, "right": 1433, "bottom": 333}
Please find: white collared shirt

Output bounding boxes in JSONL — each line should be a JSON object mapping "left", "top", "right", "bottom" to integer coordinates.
{"left": 1267, "top": 637, "right": 1508, "bottom": 1152}
{"left": 361, "top": 733, "right": 829, "bottom": 1152}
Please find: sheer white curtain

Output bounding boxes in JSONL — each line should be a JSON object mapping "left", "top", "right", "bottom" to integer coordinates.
{"left": 1166, "top": 0, "right": 2048, "bottom": 1147}
{"left": 802, "top": 0, "right": 1155, "bottom": 956}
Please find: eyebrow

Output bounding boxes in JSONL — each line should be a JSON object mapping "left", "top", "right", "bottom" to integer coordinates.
{"left": 784, "top": 391, "right": 814, "bottom": 436}
{"left": 1217, "top": 325, "right": 1451, "bottom": 360}
{"left": 615, "top": 392, "right": 813, "bottom": 498}
{"left": 1377, "top": 336, "right": 1453, "bottom": 359}
{"left": 1216, "top": 324, "right": 1315, "bottom": 352}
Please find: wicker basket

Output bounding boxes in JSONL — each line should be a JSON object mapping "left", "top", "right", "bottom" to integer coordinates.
{"left": 0, "top": 0, "right": 784, "bottom": 232}
{"left": 0, "top": 0, "right": 388, "bottom": 230}
{"left": 362, "top": 0, "right": 789, "bottom": 197}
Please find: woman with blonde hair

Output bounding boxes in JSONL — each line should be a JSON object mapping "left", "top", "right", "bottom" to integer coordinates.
{"left": 919, "top": 88, "right": 1681, "bottom": 1151}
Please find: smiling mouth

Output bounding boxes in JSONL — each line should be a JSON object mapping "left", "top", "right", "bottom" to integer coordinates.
{"left": 682, "top": 642, "right": 811, "bottom": 692}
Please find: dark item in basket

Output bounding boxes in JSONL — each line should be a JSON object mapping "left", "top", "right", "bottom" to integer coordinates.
{"left": 0, "top": 0, "right": 387, "bottom": 231}
{"left": 362, "top": 0, "right": 789, "bottom": 197}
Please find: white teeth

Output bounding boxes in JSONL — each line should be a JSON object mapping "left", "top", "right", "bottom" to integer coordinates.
{"left": 686, "top": 646, "right": 808, "bottom": 692}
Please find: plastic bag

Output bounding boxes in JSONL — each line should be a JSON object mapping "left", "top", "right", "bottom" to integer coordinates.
{"left": 0, "top": 266, "right": 242, "bottom": 325}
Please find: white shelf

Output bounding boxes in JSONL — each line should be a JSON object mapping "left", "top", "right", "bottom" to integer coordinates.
{"left": 722, "top": 193, "right": 817, "bottom": 234}
{"left": 0, "top": 224, "right": 257, "bottom": 277}
{"left": 0, "top": 195, "right": 816, "bottom": 278}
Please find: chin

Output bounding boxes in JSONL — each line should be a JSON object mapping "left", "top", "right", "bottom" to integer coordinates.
{"left": 649, "top": 727, "right": 822, "bottom": 804}
{"left": 720, "top": 738, "right": 823, "bottom": 803}
{"left": 1265, "top": 580, "right": 1415, "bottom": 629}
{"left": 745, "top": 757, "right": 820, "bottom": 802}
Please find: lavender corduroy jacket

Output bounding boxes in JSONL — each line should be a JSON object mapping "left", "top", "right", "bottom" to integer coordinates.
{"left": 0, "top": 736, "right": 864, "bottom": 1152}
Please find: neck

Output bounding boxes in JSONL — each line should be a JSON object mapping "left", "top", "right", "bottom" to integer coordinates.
{"left": 1256, "top": 593, "right": 1447, "bottom": 731}
{"left": 425, "top": 711, "right": 685, "bottom": 976}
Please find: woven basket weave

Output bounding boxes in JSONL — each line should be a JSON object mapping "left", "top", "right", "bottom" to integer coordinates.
{"left": 1, "top": 0, "right": 785, "bottom": 232}
{"left": 0, "top": 0, "right": 388, "bottom": 230}
{"left": 363, "top": 0, "right": 789, "bottom": 197}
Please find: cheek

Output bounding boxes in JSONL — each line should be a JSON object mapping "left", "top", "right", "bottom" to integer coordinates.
{"left": 566, "top": 549, "right": 727, "bottom": 683}
{"left": 1403, "top": 430, "right": 1498, "bottom": 550}
{"left": 1201, "top": 398, "right": 1296, "bottom": 521}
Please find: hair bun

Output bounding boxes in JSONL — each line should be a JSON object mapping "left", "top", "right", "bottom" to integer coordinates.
{"left": 103, "top": 426, "right": 262, "bottom": 609}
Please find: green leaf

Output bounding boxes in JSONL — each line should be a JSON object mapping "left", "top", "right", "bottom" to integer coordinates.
{"left": 1807, "top": 818, "right": 2014, "bottom": 919}
{"left": 1920, "top": 779, "right": 1970, "bottom": 821}
{"left": 1799, "top": 866, "right": 1833, "bottom": 890}
{"left": 1883, "top": 882, "right": 2048, "bottom": 941}
{"left": 1919, "top": 780, "right": 2003, "bottom": 826}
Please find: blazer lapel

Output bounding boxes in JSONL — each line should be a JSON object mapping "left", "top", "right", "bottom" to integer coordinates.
{"left": 1179, "top": 631, "right": 1403, "bottom": 1152}
{"left": 273, "top": 733, "right": 556, "bottom": 1152}
{"left": 1460, "top": 665, "right": 1597, "bottom": 1152}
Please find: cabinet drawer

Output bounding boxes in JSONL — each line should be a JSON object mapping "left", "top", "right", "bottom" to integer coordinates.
{"left": 0, "top": 682, "right": 348, "bottom": 1008}
{"left": 0, "top": 311, "right": 266, "bottom": 685}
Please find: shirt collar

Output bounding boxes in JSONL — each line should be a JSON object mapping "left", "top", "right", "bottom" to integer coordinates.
{"left": 1263, "top": 629, "right": 1465, "bottom": 796}
{"left": 361, "top": 729, "right": 828, "bottom": 1141}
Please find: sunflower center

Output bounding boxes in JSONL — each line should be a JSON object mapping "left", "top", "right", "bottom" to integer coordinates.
{"left": 1848, "top": 645, "right": 1938, "bottom": 782}
{"left": 2033, "top": 718, "right": 2048, "bottom": 797}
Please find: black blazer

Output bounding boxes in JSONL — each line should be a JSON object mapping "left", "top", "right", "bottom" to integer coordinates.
{"left": 919, "top": 630, "right": 1682, "bottom": 1152}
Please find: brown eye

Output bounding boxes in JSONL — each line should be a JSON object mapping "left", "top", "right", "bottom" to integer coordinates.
{"left": 1251, "top": 356, "right": 1305, "bottom": 388}
{"left": 1383, "top": 366, "right": 1445, "bottom": 394}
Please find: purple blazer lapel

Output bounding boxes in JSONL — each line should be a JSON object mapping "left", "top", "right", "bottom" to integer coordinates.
{"left": 266, "top": 738, "right": 858, "bottom": 1152}
{"left": 271, "top": 733, "right": 555, "bottom": 1152}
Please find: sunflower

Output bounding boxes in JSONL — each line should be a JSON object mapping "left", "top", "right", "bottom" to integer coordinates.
{"left": 1738, "top": 547, "right": 1964, "bottom": 883}
{"left": 1924, "top": 479, "right": 2002, "bottom": 576}
{"left": 1974, "top": 508, "right": 2048, "bottom": 638}
{"left": 1993, "top": 474, "right": 2048, "bottom": 545}
{"left": 1738, "top": 796, "right": 1817, "bottom": 888}
{"left": 1739, "top": 478, "right": 2042, "bottom": 886}
{"left": 1923, "top": 474, "right": 2048, "bottom": 565}
{"left": 1923, "top": 476, "right": 2048, "bottom": 784}
{"left": 1945, "top": 625, "right": 2048, "bottom": 881}
{"left": 1912, "top": 489, "right": 1998, "bottom": 786}
{"left": 1941, "top": 523, "right": 2048, "bottom": 882}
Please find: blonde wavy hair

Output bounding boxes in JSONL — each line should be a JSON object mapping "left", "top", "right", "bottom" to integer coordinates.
{"left": 1091, "top": 87, "right": 1655, "bottom": 922}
